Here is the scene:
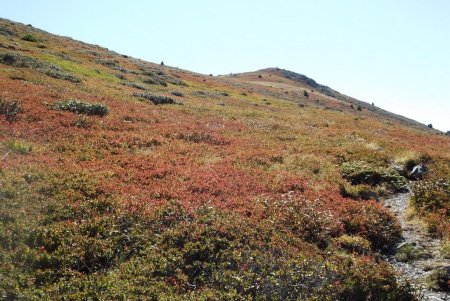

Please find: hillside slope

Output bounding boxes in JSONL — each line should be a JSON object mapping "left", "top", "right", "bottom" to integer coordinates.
{"left": 222, "top": 68, "right": 438, "bottom": 131}
{"left": 1, "top": 18, "right": 449, "bottom": 300}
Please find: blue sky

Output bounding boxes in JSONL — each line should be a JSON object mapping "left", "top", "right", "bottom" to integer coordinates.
{"left": 2, "top": 0, "right": 450, "bottom": 131}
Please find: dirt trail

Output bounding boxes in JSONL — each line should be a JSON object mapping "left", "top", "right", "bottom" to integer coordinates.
{"left": 384, "top": 192, "right": 449, "bottom": 301}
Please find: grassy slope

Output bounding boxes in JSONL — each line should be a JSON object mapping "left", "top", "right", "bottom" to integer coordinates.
{"left": 0, "top": 18, "right": 449, "bottom": 300}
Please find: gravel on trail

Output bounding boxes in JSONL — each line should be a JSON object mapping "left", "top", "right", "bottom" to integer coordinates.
{"left": 384, "top": 192, "right": 449, "bottom": 301}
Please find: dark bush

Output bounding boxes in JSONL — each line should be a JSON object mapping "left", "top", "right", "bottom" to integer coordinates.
{"left": 0, "top": 99, "right": 22, "bottom": 123}
{"left": 132, "top": 93, "right": 176, "bottom": 105}
{"left": 171, "top": 90, "right": 183, "bottom": 97}
{"left": 42, "top": 64, "right": 82, "bottom": 83}
{"left": 51, "top": 99, "right": 109, "bottom": 116}
{"left": 96, "top": 59, "right": 118, "bottom": 67}
{"left": 21, "top": 34, "right": 39, "bottom": 42}
{"left": 427, "top": 267, "right": 450, "bottom": 292}
{"left": 143, "top": 77, "right": 167, "bottom": 87}
{"left": 341, "top": 161, "right": 408, "bottom": 193}
{"left": 0, "top": 52, "right": 41, "bottom": 68}
{"left": 96, "top": 59, "right": 126, "bottom": 72}
{"left": 0, "top": 170, "right": 416, "bottom": 300}
{"left": 341, "top": 202, "right": 402, "bottom": 251}
{"left": 121, "top": 81, "right": 146, "bottom": 90}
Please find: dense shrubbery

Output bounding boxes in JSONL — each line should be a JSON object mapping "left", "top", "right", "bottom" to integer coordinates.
{"left": 121, "top": 80, "right": 146, "bottom": 90}
{"left": 340, "top": 201, "right": 402, "bottom": 251}
{"left": 51, "top": 99, "right": 109, "bottom": 116}
{"left": 341, "top": 161, "right": 408, "bottom": 197}
{"left": 0, "top": 52, "right": 81, "bottom": 82}
{"left": 171, "top": 90, "right": 184, "bottom": 97}
{"left": 411, "top": 179, "right": 449, "bottom": 213}
{"left": 334, "top": 234, "right": 371, "bottom": 254}
{"left": 141, "top": 68, "right": 187, "bottom": 87}
{"left": 133, "top": 92, "right": 176, "bottom": 105}
{"left": 410, "top": 178, "right": 449, "bottom": 238}
{"left": 96, "top": 58, "right": 126, "bottom": 72}
{"left": 0, "top": 172, "right": 416, "bottom": 300}
{"left": 143, "top": 77, "right": 167, "bottom": 86}
{"left": 21, "top": 34, "right": 39, "bottom": 42}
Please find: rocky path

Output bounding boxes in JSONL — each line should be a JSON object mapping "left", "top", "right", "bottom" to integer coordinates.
{"left": 384, "top": 192, "right": 449, "bottom": 301}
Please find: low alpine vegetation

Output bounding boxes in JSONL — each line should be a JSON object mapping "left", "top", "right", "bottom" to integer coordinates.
{"left": 171, "top": 90, "right": 183, "bottom": 97}
{"left": 341, "top": 161, "right": 408, "bottom": 198}
{"left": 132, "top": 92, "right": 176, "bottom": 105}
{"left": 0, "top": 98, "right": 22, "bottom": 123}
{"left": 0, "top": 52, "right": 81, "bottom": 83}
{"left": 21, "top": 34, "right": 39, "bottom": 42}
{"left": 51, "top": 99, "right": 109, "bottom": 116}
{"left": 121, "top": 80, "right": 147, "bottom": 90}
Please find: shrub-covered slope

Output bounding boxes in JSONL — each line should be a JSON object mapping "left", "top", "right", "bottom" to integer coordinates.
{"left": 1, "top": 18, "right": 449, "bottom": 300}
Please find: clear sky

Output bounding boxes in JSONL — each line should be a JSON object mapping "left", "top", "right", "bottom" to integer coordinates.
{"left": 2, "top": 0, "right": 449, "bottom": 131}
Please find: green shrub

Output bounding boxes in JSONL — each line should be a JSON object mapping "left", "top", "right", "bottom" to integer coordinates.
{"left": 21, "top": 34, "right": 39, "bottom": 42}
{"left": 143, "top": 77, "right": 167, "bottom": 87}
{"left": 338, "top": 256, "right": 417, "bottom": 300}
{"left": 340, "top": 183, "right": 379, "bottom": 200}
{"left": 171, "top": 90, "right": 183, "bottom": 97}
{"left": 395, "top": 243, "right": 431, "bottom": 262}
{"left": 410, "top": 179, "right": 449, "bottom": 212}
{"left": 42, "top": 64, "right": 82, "bottom": 83}
{"left": 0, "top": 99, "right": 22, "bottom": 123}
{"left": 341, "top": 202, "right": 402, "bottom": 251}
{"left": 0, "top": 52, "right": 41, "bottom": 68}
{"left": 335, "top": 234, "right": 371, "bottom": 254}
{"left": 96, "top": 59, "right": 126, "bottom": 73}
{"left": 132, "top": 93, "right": 176, "bottom": 105}
{"left": 96, "top": 59, "right": 118, "bottom": 67}
{"left": 121, "top": 81, "right": 146, "bottom": 90}
{"left": 5, "top": 139, "right": 32, "bottom": 154}
{"left": 341, "top": 161, "right": 408, "bottom": 193}
{"left": 442, "top": 240, "right": 450, "bottom": 259}
{"left": 426, "top": 267, "right": 450, "bottom": 292}
{"left": 51, "top": 100, "right": 109, "bottom": 116}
